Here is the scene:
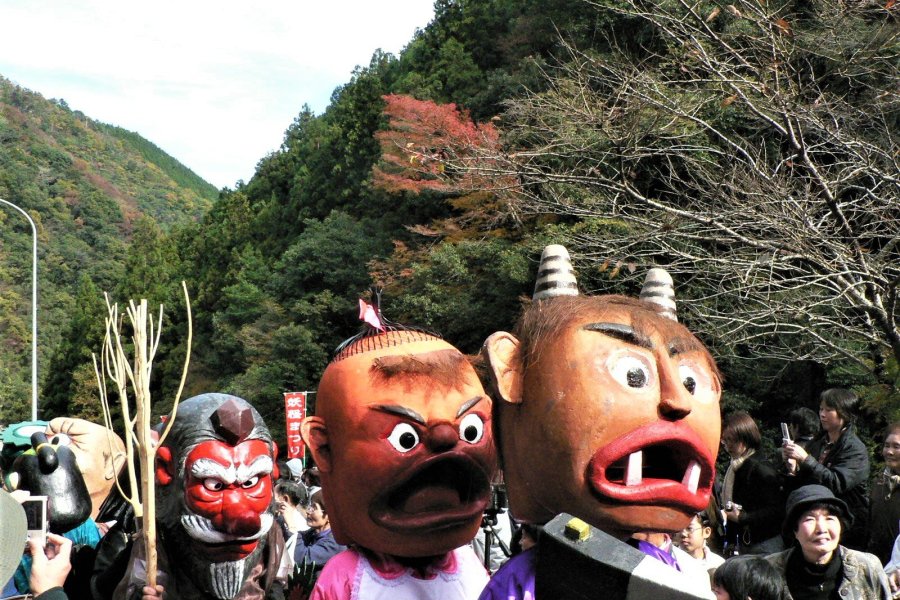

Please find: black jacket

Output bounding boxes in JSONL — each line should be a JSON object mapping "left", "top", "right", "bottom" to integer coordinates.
{"left": 867, "top": 474, "right": 900, "bottom": 566}
{"left": 725, "top": 453, "right": 785, "bottom": 548}
{"left": 794, "top": 425, "right": 870, "bottom": 549}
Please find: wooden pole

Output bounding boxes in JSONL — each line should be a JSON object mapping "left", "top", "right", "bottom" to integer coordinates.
{"left": 94, "top": 283, "right": 192, "bottom": 590}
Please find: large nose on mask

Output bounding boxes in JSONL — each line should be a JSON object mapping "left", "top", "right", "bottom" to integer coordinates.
{"left": 425, "top": 423, "right": 459, "bottom": 453}
{"left": 213, "top": 490, "right": 263, "bottom": 537}
{"left": 657, "top": 361, "right": 692, "bottom": 421}
{"left": 31, "top": 432, "right": 59, "bottom": 473}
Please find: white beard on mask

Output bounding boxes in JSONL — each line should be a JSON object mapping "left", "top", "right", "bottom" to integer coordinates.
{"left": 207, "top": 559, "right": 247, "bottom": 600}
{"left": 158, "top": 494, "right": 271, "bottom": 600}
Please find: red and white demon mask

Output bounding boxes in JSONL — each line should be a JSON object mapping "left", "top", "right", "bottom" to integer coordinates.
{"left": 154, "top": 393, "right": 277, "bottom": 598}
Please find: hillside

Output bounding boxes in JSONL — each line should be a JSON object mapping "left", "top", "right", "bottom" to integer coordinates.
{"left": 0, "top": 75, "right": 217, "bottom": 419}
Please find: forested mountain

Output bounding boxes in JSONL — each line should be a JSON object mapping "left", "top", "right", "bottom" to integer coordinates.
{"left": 6, "top": 0, "right": 895, "bottom": 452}
{"left": 0, "top": 76, "right": 217, "bottom": 420}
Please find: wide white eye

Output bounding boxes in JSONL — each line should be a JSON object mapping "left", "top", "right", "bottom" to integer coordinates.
{"left": 240, "top": 476, "right": 260, "bottom": 489}
{"left": 50, "top": 433, "right": 72, "bottom": 446}
{"left": 679, "top": 365, "right": 700, "bottom": 395}
{"left": 676, "top": 360, "right": 716, "bottom": 402}
{"left": 609, "top": 355, "right": 653, "bottom": 389}
{"left": 203, "top": 478, "right": 226, "bottom": 492}
{"left": 387, "top": 423, "right": 420, "bottom": 453}
{"left": 459, "top": 414, "right": 484, "bottom": 444}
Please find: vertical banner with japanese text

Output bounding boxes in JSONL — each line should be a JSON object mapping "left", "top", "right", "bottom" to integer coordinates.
{"left": 283, "top": 391, "right": 308, "bottom": 460}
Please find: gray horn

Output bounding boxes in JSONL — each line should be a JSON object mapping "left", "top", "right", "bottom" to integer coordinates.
{"left": 640, "top": 268, "right": 677, "bottom": 322}
{"left": 533, "top": 244, "right": 579, "bottom": 301}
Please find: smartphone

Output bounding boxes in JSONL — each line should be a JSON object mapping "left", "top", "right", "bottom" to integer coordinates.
{"left": 780, "top": 422, "right": 792, "bottom": 443}
{"left": 21, "top": 495, "right": 48, "bottom": 547}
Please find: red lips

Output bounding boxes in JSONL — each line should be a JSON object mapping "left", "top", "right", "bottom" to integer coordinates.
{"left": 588, "top": 421, "right": 715, "bottom": 512}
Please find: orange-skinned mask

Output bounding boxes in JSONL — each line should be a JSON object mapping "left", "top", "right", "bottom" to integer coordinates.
{"left": 302, "top": 331, "right": 497, "bottom": 557}
{"left": 484, "top": 248, "right": 721, "bottom": 539}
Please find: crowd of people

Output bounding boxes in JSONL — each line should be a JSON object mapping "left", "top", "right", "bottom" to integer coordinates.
{"left": 5, "top": 388, "right": 896, "bottom": 600}
{"left": 633, "top": 389, "right": 900, "bottom": 599}
{"left": 269, "top": 387, "right": 898, "bottom": 599}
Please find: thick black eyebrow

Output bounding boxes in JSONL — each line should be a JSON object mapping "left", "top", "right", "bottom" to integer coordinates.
{"left": 583, "top": 322, "right": 653, "bottom": 350}
{"left": 667, "top": 337, "right": 702, "bottom": 357}
{"left": 371, "top": 404, "right": 426, "bottom": 425}
{"left": 456, "top": 396, "right": 484, "bottom": 418}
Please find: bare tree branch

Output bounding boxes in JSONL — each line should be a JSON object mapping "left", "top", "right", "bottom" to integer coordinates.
{"left": 429, "top": 0, "right": 900, "bottom": 371}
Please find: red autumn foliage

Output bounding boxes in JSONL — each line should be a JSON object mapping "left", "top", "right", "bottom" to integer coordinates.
{"left": 373, "top": 94, "right": 502, "bottom": 195}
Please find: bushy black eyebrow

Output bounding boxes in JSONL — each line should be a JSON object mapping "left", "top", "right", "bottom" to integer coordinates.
{"left": 667, "top": 337, "right": 707, "bottom": 357}
{"left": 371, "top": 404, "right": 426, "bottom": 425}
{"left": 583, "top": 322, "right": 653, "bottom": 350}
{"left": 456, "top": 396, "right": 484, "bottom": 418}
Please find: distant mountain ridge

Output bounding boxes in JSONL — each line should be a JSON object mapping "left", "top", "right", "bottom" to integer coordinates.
{"left": 95, "top": 121, "right": 219, "bottom": 210}
{"left": 0, "top": 75, "right": 217, "bottom": 417}
{"left": 0, "top": 76, "right": 217, "bottom": 226}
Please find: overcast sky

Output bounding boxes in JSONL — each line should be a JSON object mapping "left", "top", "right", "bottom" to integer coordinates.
{"left": 0, "top": 0, "right": 435, "bottom": 189}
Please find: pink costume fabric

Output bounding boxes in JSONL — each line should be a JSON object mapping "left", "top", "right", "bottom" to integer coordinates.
{"left": 310, "top": 545, "right": 488, "bottom": 600}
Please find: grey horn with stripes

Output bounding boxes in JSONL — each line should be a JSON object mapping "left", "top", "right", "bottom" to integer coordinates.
{"left": 639, "top": 268, "right": 677, "bottom": 322}
{"left": 533, "top": 244, "right": 579, "bottom": 301}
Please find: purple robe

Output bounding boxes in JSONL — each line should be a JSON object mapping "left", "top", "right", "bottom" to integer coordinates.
{"left": 477, "top": 548, "right": 536, "bottom": 600}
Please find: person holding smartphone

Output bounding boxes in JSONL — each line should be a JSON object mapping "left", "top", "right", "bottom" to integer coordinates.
{"left": 0, "top": 489, "right": 73, "bottom": 600}
{"left": 782, "top": 388, "right": 870, "bottom": 550}
{"left": 26, "top": 533, "right": 73, "bottom": 600}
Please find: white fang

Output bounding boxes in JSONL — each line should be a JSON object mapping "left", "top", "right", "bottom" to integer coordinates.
{"left": 682, "top": 460, "right": 701, "bottom": 494}
{"left": 625, "top": 451, "right": 643, "bottom": 486}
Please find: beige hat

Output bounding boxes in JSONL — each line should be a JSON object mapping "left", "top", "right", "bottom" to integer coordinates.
{"left": 0, "top": 489, "right": 27, "bottom": 585}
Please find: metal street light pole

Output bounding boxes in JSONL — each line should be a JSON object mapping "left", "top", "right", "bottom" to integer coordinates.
{"left": 0, "top": 198, "right": 39, "bottom": 420}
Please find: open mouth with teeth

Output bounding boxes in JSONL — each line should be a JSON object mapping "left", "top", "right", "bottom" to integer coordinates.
{"left": 369, "top": 454, "right": 491, "bottom": 533}
{"left": 588, "top": 421, "right": 714, "bottom": 512}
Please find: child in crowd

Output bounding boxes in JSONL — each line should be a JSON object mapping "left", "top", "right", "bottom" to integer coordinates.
{"left": 677, "top": 512, "right": 726, "bottom": 572}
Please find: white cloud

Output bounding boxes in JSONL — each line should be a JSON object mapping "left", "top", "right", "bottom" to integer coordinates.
{"left": 0, "top": 0, "right": 435, "bottom": 188}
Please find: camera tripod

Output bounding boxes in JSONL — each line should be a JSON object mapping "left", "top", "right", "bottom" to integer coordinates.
{"left": 481, "top": 509, "right": 511, "bottom": 571}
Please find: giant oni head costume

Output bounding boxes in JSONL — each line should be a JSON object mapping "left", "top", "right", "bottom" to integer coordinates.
{"left": 483, "top": 245, "right": 721, "bottom": 538}
{"left": 153, "top": 393, "right": 277, "bottom": 599}
{"left": 301, "top": 297, "right": 498, "bottom": 557}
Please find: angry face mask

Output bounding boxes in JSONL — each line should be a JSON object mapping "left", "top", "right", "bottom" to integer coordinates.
{"left": 303, "top": 315, "right": 497, "bottom": 557}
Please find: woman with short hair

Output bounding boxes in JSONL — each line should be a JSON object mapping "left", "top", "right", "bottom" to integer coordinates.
{"left": 720, "top": 411, "right": 785, "bottom": 555}
{"left": 782, "top": 389, "right": 870, "bottom": 549}
{"left": 765, "top": 485, "right": 890, "bottom": 600}
{"left": 276, "top": 489, "right": 347, "bottom": 598}
{"left": 294, "top": 490, "right": 346, "bottom": 571}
